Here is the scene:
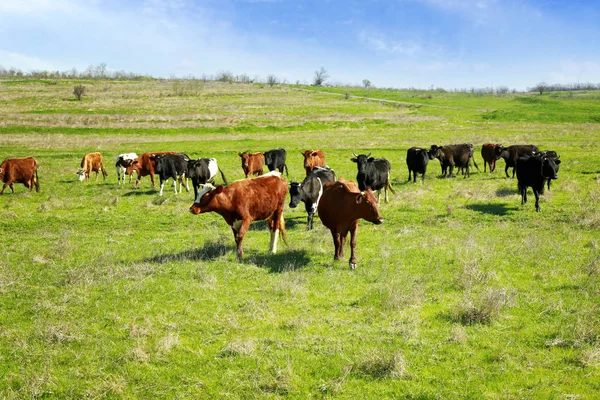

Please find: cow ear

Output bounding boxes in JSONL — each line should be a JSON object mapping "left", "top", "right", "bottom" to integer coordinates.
{"left": 238, "top": 152, "right": 242, "bottom": 157}
{"left": 351, "top": 158, "right": 357, "bottom": 163}
{"left": 356, "top": 193, "right": 364, "bottom": 204}
{"left": 368, "top": 157, "right": 375, "bottom": 162}
{"left": 555, "top": 159, "right": 561, "bottom": 165}
{"left": 311, "top": 151, "right": 319, "bottom": 156}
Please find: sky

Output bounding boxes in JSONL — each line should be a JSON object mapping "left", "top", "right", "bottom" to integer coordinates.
{"left": 0, "top": 0, "right": 599, "bottom": 90}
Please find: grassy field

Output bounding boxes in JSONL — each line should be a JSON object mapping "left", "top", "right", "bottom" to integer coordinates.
{"left": 1, "top": 79, "right": 599, "bottom": 398}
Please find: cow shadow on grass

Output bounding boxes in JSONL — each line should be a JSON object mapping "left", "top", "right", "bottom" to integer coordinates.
{"left": 143, "top": 238, "right": 231, "bottom": 263}
{"left": 248, "top": 218, "right": 303, "bottom": 231}
{"left": 246, "top": 249, "right": 311, "bottom": 273}
{"left": 466, "top": 203, "right": 518, "bottom": 216}
{"left": 495, "top": 187, "right": 516, "bottom": 197}
{"left": 122, "top": 190, "right": 157, "bottom": 196}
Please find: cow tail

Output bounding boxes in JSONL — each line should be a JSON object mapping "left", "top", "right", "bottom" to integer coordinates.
{"left": 386, "top": 171, "right": 396, "bottom": 194}
{"left": 284, "top": 163, "right": 289, "bottom": 177}
{"left": 472, "top": 158, "right": 481, "bottom": 171}
{"left": 34, "top": 165, "right": 40, "bottom": 192}
{"left": 218, "top": 167, "right": 229, "bottom": 186}
{"left": 279, "top": 213, "right": 288, "bottom": 246}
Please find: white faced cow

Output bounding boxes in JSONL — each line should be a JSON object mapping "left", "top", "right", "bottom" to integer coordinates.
{"left": 115, "top": 153, "right": 138, "bottom": 185}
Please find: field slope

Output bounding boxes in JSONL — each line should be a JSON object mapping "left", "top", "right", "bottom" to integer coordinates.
{"left": 1, "top": 80, "right": 599, "bottom": 398}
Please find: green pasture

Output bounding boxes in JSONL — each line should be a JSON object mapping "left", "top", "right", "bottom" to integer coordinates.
{"left": 0, "top": 80, "right": 599, "bottom": 398}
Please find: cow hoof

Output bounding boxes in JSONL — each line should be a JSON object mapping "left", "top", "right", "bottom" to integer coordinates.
{"left": 349, "top": 263, "right": 357, "bottom": 270}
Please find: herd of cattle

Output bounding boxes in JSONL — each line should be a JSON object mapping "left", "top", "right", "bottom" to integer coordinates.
{"left": 0, "top": 143, "right": 560, "bottom": 268}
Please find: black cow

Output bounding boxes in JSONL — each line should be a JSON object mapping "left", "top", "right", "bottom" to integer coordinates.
{"left": 496, "top": 144, "right": 539, "bottom": 178}
{"left": 351, "top": 152, "right": 395, "bottom": 202}
{"left": 154, "top": 153, "right": 190, "bottom": 196}
{"left": 517, "top": 154, "right": 561, "bottom": 212}
{"left": 188, "top": 158, "right": 228, "bottom": 200}
{"left": 428, "top": 144, "right": 480, "bottom": 178}
{"left": 289, "top": 166, "right": 336, "bottom": 230}
{"left": 406, "top": 147, "right": 434, "bottom": 183}
{"left": 263, "top": 148, "right": 288, "bottom": 176}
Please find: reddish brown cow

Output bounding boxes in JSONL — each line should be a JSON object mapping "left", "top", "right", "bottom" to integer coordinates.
{"left": 125, "top": 152, "right": 176, "bottom": 189}
{"left": 189, "top": 171, "right": 287, "bottom": 261}
{"left": 77, "top": 152, "right": 108, "bottom": 181}
{"left": 238, "top": 152, "right": 265, "bottom": 178}
{"left": 317, "top": 178, "right": 383, "bottom": 270}
{"left": 0, "top": 157, "right": 40, "bottom": 194}
{"left": 302, "top": 149, "right": 326, "bottom": 176}
{"left": 481, "top": 143, "right": 502, "bottom": 173}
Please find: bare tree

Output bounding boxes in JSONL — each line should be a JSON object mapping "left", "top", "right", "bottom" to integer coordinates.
{"left": 313, "top": 67, "right": 329, "bottom": 86}
{"left": 535, "top": 82, "right": 547, "bottom": 95}
{"left": 362, "top": 79, "right": 371, "bottom": 90}
{"left": 496, "top": 85, "right": 509, "bottom": 95}
{"left": 266, "top": 74, "right": 278, "bottom": 87}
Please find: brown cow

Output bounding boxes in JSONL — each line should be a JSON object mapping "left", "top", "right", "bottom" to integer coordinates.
{"left": 481, "top": 143, "right": 502, "bottom": 173}
{"left": 125, "top": 152, "right": 177, "bottom": 189}
{"left": 317, "top": 178, "right": 383, "bottom": 270}
{"left": 189, "top": 171, "right": 287, "bottom": 261}
{"left": 0, "top": 157, "right": 40, "bottom": 194}
{"left": 77, "top": 152, "right": 108, "bottom": 182}
{"left": 302, "top": 149, "right": 326, "bottom": 176}
{"left": 238, "top": 152, "right": 265, "bottom": 178}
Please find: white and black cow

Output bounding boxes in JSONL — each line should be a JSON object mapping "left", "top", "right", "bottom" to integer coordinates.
{"left": 289, "top": 166, "right": 336, "bottom": 230}
{"left": 154, "top": 153, "right": 190, "bottom": 196}
{"left": 263, "top": 148, "right": 288, "bottom": 176}
{"left": 350, "top": 152, "right": 395, "bottom": 202}
{"left": 406, "top": 147, "right": 434, "bottom": 183}
{"left": 187, "top": 158, "right": 229, "bottom": 199}
{"left": 516, "top": 154, "right": 561, "bottom": 212}
{"left": 115, "top": 153, "right": 138, "bottom": 184}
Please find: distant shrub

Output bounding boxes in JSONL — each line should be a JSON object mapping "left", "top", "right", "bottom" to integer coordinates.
{"left": 73, "top": 84, "right": 86, "bottom": 100}
{"left": 267, "top": 74, "right": 278, "bottom": 87}
{"left": 313, "top": 67, "right": 329, "bottom": 86}
{"left": 216, "top": 71, "right": 234, "bottom": 83}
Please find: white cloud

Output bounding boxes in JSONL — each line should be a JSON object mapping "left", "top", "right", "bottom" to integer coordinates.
{"left": 0, "top": 49, "right": 68, "bottom": 71}
{"left": 358, "top": 31, "right": 421, "bottom": 55}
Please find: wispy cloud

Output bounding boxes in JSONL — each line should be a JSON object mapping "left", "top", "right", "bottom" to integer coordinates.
{"left": 358, "top": 31, "right": 421, "bottom": 55}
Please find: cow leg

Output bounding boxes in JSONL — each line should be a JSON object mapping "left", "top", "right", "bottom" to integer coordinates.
{"left": 505, "top": 164, "right": 510, "bottom": 178}
{"left": 348, "top": 222, "right": 358, "bottom": 269}
{"left": 150, "top": 172, "right": 156, "bottom": 189}
{"left": 269, "top": 228, "right": 279, "bottom": 254}
{"left": 408, "top": 168, "right": 412, "bottom": 182}
{"left": 512, "top": 166, "right": 516, "bottom": 179}
{"left": 159, "top": 179, "right": 165, "bottom": 196}
{"left": 307, "top": 211, "right": 314, "bottom": 230}
{"left": 519, "top": 184, "right": 527, "bottom": 205}
{"left": 332, "top": 231, "right": 342, "bottom": 261}
{"left": 534, "top": 189, "right": 541, "bottom": 212}
{"left": 173, "top": 177, "right": 178, "bottom": 194}
{"left": 491, "top": 160, "right": 495, "bottom": 172}
{"left": 1, "top": 182, "right": 8, "bottom": 194}
{"left": 232, "top": 220, "right": 250, "bottom": 261}
{"left": 9, "top": 183, "right": 15, "bottom": 193}
{"left": 449, "top": 162, "right": 455, "bottom": 178}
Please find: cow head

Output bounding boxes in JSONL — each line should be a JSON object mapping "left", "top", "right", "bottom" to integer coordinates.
{"left": 428, "top": 145, "right": 443, "bottom": 160}
{"left": 189, "top": 183, "right": 224, "bottom": 214}
{"left": 124, "top": 159, "right": 139, "bottom": 175}
{"left": 289, "top": 182, "right": 302, "bottom": 208}
{"left": 238, "top": 152, "right": 250, "bottom": 171}
{"left": 493, "top": 144, "right": 503, "bottom": 160}
{"left": 350, "top": 152, "right": 373, "bottom": 174}
{"left": 542, "top": 157, "right": 561, "bottom": 180}
{"left": 154, "top": 155, "right": 164, "bottom": 173}
{"left": 76, "top": 169, "right": 86, "bottom": 181}
{"left": 355, "top": 189, "right": 383, "bottom": 225}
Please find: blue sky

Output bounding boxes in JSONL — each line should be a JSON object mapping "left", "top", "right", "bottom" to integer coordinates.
{"left": 0, "top": 0, "right": 598, "bottom": 89}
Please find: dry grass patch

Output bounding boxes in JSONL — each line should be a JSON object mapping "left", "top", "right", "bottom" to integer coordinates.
{"left": 219, "top": 338, "right": 257, "bottom": 357}
{"left": 354, "top": 350, "right": 410, "bottom": 380}
{"left": 452, "top": 288, "right": 513, "bottom": 325}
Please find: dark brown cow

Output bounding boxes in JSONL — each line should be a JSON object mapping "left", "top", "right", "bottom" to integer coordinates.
{"left": 302, "top": 149, "right": 326, "bottom": 176}
{"left": 125, "top": 152, "right": 177, "bottom": 189}
{"left": 0, "top": 157, "right": 39, "bottom": 194}
{"left": 77, "top": 152, "right": 108, "bottom": 181}
{"left": 497, "top": 144, "right": 539, "bottom": 178}
{"left": 317, "top": 178, "right": 383, "bottom": 270}
{"left": 189, "top": 171, "right": 287, "bottom": 261}
{"left": 481, "top": 143, "right": 502, "bottom": 173}
{"left": 238, "top": 151, "right": 265, "bottom": 178}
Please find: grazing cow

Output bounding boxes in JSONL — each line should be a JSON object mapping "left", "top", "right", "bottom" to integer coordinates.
{"left": 301, "top": 149, "right": 326, "bottom": 176}
{"left": 238, "top": 151, "right": 265, "bottom": 178}
{"left": 187, "top": 158, "right": 229, "bottom": 199}
{"left": 189, "top": 171, "right": 287, "bottom": 261}
{"left": 406, "top": 147, "right": 434, "bottom": 183}
{"left": 289, "top": 166, "right": 336, "bottom": 230}
{"left": 428, "top": 144, "right": 480, "bottom": 178}
{"left": 318, "top": 179, "right": 383, "bottom": 270}
{"left": 124, "top": 151, "right": 177, "bottom": 189}
{"left": 516, "top": 154, "right": 560, "bottom": 212}
{"left": 0, "top": 157, "right": 40, "bottom": 195}
{"left": 351, "top": 152, "right": 395, "bottom": 202}
{"left": 481, "top": 143, "right": 503, "bottom": 173}
{"left": 263, "top": 148, "right": 289, "bottom": 175}
{"left": 154, "top": 153, "right": 190, "bottom": 196}
{"left": 115, "top": 153, "right": 138, "bottom": 184}
{"left": 496, "top": 144, "right": 539, "bottom": 178}
{"left": 77, "top": 152, "right": 108, "bottom": 182}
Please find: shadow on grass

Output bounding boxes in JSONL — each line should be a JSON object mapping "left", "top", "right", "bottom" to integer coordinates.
{"left": 143, "top": 238, "right": 231, "bottom": 263}
{"left": 495, "top": 187, "right": 516, "bottom": 197}
{"left": 122, "top": 190, "right": 157, "bottom": 196}
{"left": 247, "top": 249, "right": 311, "bottom": 273}
{"left": 466, "top": 203, "right": 518, "bottom": 216}
{"left": 248, "top": 218, "right": 303, "bottom": 231}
